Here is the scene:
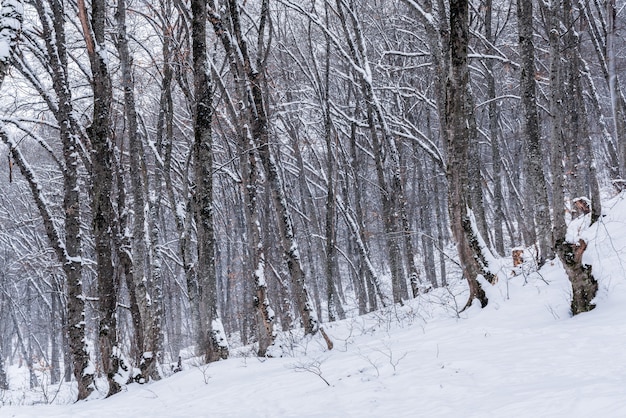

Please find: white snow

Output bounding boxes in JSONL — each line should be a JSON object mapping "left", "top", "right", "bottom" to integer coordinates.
{"left": 4, "top": 193, "right": 626, "bottom": 417}
{"left": 0, "top": 0, "right": 23, "bottom": 64}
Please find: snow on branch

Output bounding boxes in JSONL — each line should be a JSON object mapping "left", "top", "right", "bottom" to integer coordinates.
{"left": 0, "top": 127, "right": 70, "bottom": 265}
{"left": 0, "top": 0, "right": 23, "bottom": 84}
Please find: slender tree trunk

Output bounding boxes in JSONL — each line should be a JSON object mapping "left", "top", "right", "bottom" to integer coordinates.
{"left": 115, "top": 0, "right": 162, "bottom": 381}
{"left": 606, "top": 0, "right": 626, "bottom": 177}
{"left": 239, "top": 125, "right": 276, "bottom": 355}
{"left": 561, "top": 0, "right": 601, "bottom": 223}
{"left": 207, "top": 0, "right": 318, "bottom": 335}
{"left": 348, "top": 114, "right": 383, "bottom": 310}
{"left": 335, "top": 0, "right": 411, "bottom": 303}
{"left": 516, "top": 0, "right": 553, "bottom": 264}
{"left": 50, "top": 281, "right": 60, "bottom": 385}
{"left": 416, "top": 159, "right": 438, "bottom": 288}
{"left": 546, "top": 0, "right": 567, "bottom": 245}
{"left": 323, "top": 35, "right": 345, "bottom": 320}
{"left": 484, "top": 0, "right": 505, "bottom": 256}
{"left": 0, "top": 340, "right": 6, "bottom": 390}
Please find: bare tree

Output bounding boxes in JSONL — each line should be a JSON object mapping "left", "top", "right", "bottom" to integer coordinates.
{"left": 445, "top": 0, "right": 496, "bottom": 309}
{"left": 78, "top": 0, "right": 122, "bottom": 397}
{"left": 192, "top": 0, "right": 229, "bottom": 362}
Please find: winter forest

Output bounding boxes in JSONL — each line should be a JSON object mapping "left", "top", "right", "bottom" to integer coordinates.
{"left": 0, "top": 0, "right": 625, "bottom": 411}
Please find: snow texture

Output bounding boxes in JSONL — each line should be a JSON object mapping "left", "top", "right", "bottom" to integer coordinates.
{"left": 0, "top": 0, "right": 22, "bottom": 64}
{"left": 4, "top": 194, "right": 626, "bottom": 417}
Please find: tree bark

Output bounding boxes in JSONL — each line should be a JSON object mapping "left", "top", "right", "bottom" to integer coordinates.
{"left": 516, "top": 0, "right": 553, "bottom": 264}
{"left": 191, "top": 0, "right": 228, "bottom": 363}
{"left": 115, "top": 0, "right": 162, "bottom": 381}
{"left": 207, "top": 0, "right": 319, "bottom": 335}
{"left": 484, "top": 0, "right": 505, "bottom": 256}
{"left": 78, "top": 0, "right": 122, "bottom": 397}
{"left": 446, "top": 0, "right": 496, "bottom": 309}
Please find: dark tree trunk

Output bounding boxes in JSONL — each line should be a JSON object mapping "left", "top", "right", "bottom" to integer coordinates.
{"left": 50, "top": 281, "right": 61, "bottom": 385}
{"left": 26, "top": 0, "right": 97, "bottom": 399}
{"left": 238, "top": 120, "right": 276, "bottom": 355}
{"left": 484, "top": 0, "right": 505, "bottom": 256}
{"left": 191, "top": 0, "right": 228, "bottom": 363}
{"left": 115, "top": 0, "right": 162, "bottom": 381}
{"left": 556, "top": 240, "right": 598, "bottom": 314}
{"left": 445, "top": 0, "right": 496, "bottom": 309}
{"left": 78, "top": 0, "right": 121, "bottom": 397}
{"left": 0, "top": 341, "right": 6, "bottom": 390}
{"left": 517, "top": 0, "right": 553, "bottom": 265}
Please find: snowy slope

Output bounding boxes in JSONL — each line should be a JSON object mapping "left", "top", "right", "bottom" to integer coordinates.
{"left": 3, "top": 193, "right": 626, "bottom": 418}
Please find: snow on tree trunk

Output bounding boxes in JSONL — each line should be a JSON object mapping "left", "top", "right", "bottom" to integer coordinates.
{"left": 78, "top": 0, "right": 122, "bottom": 397}
{"left": 445, "top": 0, "right": 496, "bottom": 309}
{"left": 192, "top": 0, "right": 229, "bottom": 362}
{"left": 557, "top": 239, "right": 598, "bottom": 315}
{"left": 116, "top": 0, "right": 162, "bottom": 382}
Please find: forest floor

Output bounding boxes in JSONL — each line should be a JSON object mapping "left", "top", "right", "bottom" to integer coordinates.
{"left": 3, "top": 192, "right": 626, "bottom": 417}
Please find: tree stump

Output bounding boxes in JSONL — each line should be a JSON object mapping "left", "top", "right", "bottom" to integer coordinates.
{"left": 556, "top": 239, "right": 598, "bottom": 315}
{"left": 571, "top": 197, "right": 591, "bottom": 219}
{"left": 512, "top": 248, "right": 524, "bottom": 267}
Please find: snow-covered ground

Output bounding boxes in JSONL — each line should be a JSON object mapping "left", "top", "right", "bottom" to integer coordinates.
{"left": 3, "top": 193, "right": 626, "bottom": 417}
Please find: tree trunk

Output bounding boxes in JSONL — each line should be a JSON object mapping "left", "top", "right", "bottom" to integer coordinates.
{"left": 557, "top": 240, "right": 598, "bottom": 314}
{"left": 446, "top": 0, "right": 495, "bottom": 309}
{"left": 78, "top": 0, "right": 121, "bottom": 397}
{"left": 191, "top": 0, "right": 228, "bottom": 363}
{"left": 21, "top": 0, "right": 97, "bottom": 400}
{"left": 0, "top": 340, "right": 6, "bottom": 390}
{"left": 115, "top": 0, "right": 162, "bottom": 381}
{"left": 484, "top": 0, "right": 505, "bottom": 256}
{"left": 606, "top": 0, "right": 626, "bottom": 177}
{"left": 516, "top": 0, "right": 553, "bottom": 265}
{"left": 50, "top": 280, "right": 61, "bottom": 385}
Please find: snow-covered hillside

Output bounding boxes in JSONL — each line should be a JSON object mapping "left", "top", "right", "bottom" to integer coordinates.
{"left": 3, "top": 193, "right": 626, "bottom": 418}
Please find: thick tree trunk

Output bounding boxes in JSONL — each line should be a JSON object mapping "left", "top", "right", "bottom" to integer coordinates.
{"left": 78, "top": 0, "right": 121, "bottom": 397}
{"left": 547, "top": 0, "right": 599, "bottom": 314}
{"left": 556, "top": 240, "right": 598, "bottom": 314}
{"left": 191, "top": 0, "right": 228, "bottom": 363}
{"left": 446, "top": 0, "right": 496, "bottom": 309}
{"left": 24, "top": 0, "right": 97, "bottom": 399}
